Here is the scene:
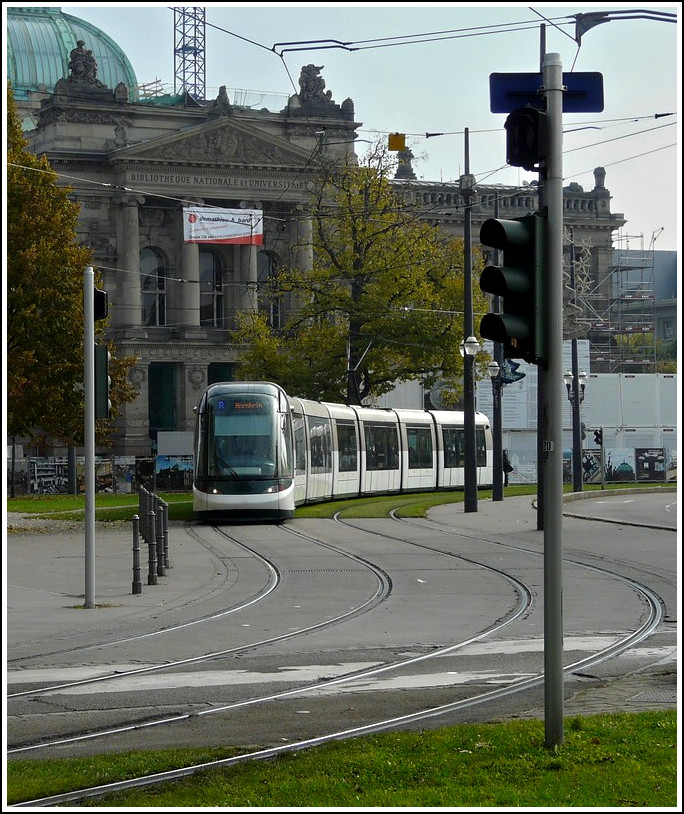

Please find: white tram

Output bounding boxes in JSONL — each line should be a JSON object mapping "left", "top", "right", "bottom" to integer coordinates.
{"left": 193, "top": 381, "right": 492, "bottom": 523}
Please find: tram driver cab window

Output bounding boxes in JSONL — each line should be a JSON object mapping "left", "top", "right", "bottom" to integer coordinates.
{"left": 214, "top": 435, "right": 275, "bottom": 476}
{"left": 214, "top": 436, "right": 233, "bottom": 475}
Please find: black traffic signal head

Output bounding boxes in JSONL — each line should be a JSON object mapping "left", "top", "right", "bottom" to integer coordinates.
{"left": 505, "top": 106, "right": 548, "bottom": 171}
{"left": 95, "top": 344, "right": 111, "bottom": 419}
{"left": 479, "top": 213, "right": 546, "bottom": 364}
{"left": 593, "top": 428, "right": 603, "bottom": 446}
{"left": 94, "top": 287, "right": 108, "bottom": 321}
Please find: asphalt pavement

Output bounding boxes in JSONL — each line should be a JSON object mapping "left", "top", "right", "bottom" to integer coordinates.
{"left": 5, "top": 489, "right": 678, "bottom": 721}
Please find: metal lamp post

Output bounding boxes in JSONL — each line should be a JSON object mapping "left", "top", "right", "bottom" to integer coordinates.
{"left": 460, "top": 334, "right": 481, "bottom": 512}
{"left": 488, "top": 360, "right": 504, "bottom": 500}
{"left": 563, "top": 369, "right": 587, "bottom": 492}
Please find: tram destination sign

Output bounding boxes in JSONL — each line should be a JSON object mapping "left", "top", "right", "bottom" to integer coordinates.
{"left": 489, "top": 72, "right": 604, "bottom": 113}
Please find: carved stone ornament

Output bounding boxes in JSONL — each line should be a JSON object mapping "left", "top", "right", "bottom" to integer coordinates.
{"left": 85, "top": 219, "right": 113, "bottom": 251}
{"left": 50, "top": 40, "right": 116, "bottom": 102}
{"left": 207, "top": 85, "right": 232, "bottom": 118}
{"left": 136, "top": 123, "right": 293, "bottom": 167}
{"left": 188, "top": 367, "right": 205, "bottom": 391}
{"left": 114, "top": 82, "right": 129, "bottom": 103}
{"left": 38, "top": 107, "right": 120, "bottom": 126}
{"left": 114, "top": 120, "right": 128, "bottom": 148}
{"left": 130, "top": 367, "right": 146, "bottom": 386}
{"left": 67, "top": 40, "right": 105, "bottom": 86}
{"left": 139, "top": 208, "right": 166, "bottom": 227}
{"left": 287, "top": 66, "right": 354, "bottom": 120}
{"left": 298, "top": 65, "right": 333, "bottom": 104}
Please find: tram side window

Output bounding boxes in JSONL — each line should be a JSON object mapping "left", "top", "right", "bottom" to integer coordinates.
{"left": 195, "top": 408, "right": 208, "bottom": 477}
{"left": 336, "top": 421, "right": 358, "bottom": 472}
{"left": 476, "top": 428, "right": 487, "bottom": 466}
{"left": 407, "top": 426, "right": 433, "bottom": 469}
{"left": 278, "top": 412, "right": 294, "bottom": 478}
{"left": 307, "top": 416, "right": 332, "bottom": 473}
{"left": 365, "top": 424, "right": 399, "bottom": 471}
{"left": 293, "top": 415, "right": 306, "bottom": 475}
{"left": 443, "top": 427, "right": 465, "bottom": 468}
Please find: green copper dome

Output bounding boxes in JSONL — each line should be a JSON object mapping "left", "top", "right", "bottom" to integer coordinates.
{"left": 7, "top": 6, "right": 138, "bottom": 100}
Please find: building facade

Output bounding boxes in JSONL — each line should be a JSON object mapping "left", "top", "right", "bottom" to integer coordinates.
{"left": 10, "top": 6, "right": 655, "bottom": 458}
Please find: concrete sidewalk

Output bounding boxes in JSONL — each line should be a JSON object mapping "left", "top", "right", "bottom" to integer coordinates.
{"left": 5, "top": 516, "right": 228, "bottom": 658}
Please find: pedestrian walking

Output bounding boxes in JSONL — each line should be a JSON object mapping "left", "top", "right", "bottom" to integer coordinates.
{"left": 502, "top": 449, "right": 514, "bottom": 487}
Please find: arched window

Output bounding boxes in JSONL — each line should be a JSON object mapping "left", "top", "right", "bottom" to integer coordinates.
{"left": 141, "top": 247, "right": 166, "bottom": 326}
{"left": 199, "top": 249, "right": 224, "bottom": 327}
{"left": 258, "top": 249, "right": 281, "bottom": 329}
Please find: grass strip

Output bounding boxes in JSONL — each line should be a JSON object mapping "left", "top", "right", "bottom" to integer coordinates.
{"left": 7, "top": 712, "right": 676, "bottom": 807}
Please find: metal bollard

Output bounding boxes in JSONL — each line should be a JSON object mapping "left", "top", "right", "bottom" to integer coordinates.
{"left": 144, "top": 488, "right": 152, "bottom": 544}
{"left": 162, "top": 500, "right": 170, "bottom": 568}
{"left": 147, "top": 510, "right": 157, "bottom": 585}
{"left": 139, "top": 488, "right": 149, "bottom": 544}
{"left": 131, "top": 515, "right": 142, "bottom": 594}
{"left": 155, "top": 501, "right": 166, "bottom": 577}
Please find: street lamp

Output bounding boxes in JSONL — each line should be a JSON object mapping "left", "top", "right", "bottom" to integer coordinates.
{"left": 460, "top": 334, "right": 481, "bottom": 513}
{"left": 460, "top": 335, "right": 481, "bottom": 359}
{"left": 564, "top": 369, "right": 587, "bottom": 491}
{"left": 488, "top": 360, "right": 504, "bottom": 500}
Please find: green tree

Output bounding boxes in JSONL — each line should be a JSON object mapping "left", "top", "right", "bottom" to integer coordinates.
{"left": 235, "top": 147, "right": 490, "bottom": 405}
{"left": 614, "top": 332, "right": 676, "bottom": 374}
{"left": 655, "top": 337, "right": 677, "bottom": 373}
{"left": 6, "top": 83, "right": 136, "bottom": 456}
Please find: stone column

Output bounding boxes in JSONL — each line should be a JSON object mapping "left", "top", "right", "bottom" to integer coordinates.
{"left": 181, "top": 240, "right": 200, "bottom": 327}
{"left": 237, "top": 244, "right": 258, "bottom": 312}
{"left": 179, "top": 202, "right": 202, "bottom": 332}
{"left": 117, "top": 193, "right": 144, "bottom": 328}
{"left": 285, "top": 212, "right": 313, "bottom": 317}
{"left": 296, "top": 213, "right": 314, "bottom": 272}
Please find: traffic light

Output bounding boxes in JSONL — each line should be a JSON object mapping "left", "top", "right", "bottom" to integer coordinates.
{"left": 505, "top": 106, "right": 548, "bottom": 171}
{"left": 479, "top": 213, "right": 545, "bottom": 364}
{"left": 94, "top": 287, "right": 108, "bottom": 321}
{"left": 593, "top": 428, "right": 603, "bottom": 446}
{"left": 95, "top": 344, "right": 111, "bottom": 419}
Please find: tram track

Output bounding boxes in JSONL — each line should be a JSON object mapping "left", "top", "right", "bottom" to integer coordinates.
{"left": 9, "top": 510, "right": 670, "bottom": 807}
{"left": 14, "top": 574, "right": 664, "bottom": 808}
{"left": 7, "top": 520, "right": 532, "bottom": 757}
{"left": 7, "top": 521, "right": 389, "bottom": 702}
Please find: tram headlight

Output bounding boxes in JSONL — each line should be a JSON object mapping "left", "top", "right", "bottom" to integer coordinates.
{"left": 263, "top": 480, "right": 292, "bottom": 493}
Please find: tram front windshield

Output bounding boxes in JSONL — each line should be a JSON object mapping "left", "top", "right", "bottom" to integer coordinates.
{"left": 209, "top": 394, "right": 279, "bottom": 478}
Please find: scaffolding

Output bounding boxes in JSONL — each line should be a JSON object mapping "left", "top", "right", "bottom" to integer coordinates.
{"left": 173, "top": 7, "right": 206, "bottom": 103}
{"left": 586, "top": 233, "right": 656, "bottom": 373}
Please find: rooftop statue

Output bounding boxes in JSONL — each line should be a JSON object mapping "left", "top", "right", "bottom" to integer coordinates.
{"left": 298, "top": 64, "right": 333, "bottom": 104}
{"left": 68, "top": 40, "right": 105, "bottom": 87}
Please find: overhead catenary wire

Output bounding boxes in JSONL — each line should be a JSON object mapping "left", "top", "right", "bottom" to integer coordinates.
{"left": 138, "top": 7, "right": 676, "bottom": 206}
{"left": 17, "top": 7, "right": 673, "bottom": 218}
{"left": 9, "top": 106, "right": 675, "bottom": 223}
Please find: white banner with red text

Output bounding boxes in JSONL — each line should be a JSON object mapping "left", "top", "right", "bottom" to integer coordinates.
{"left": 183, "top": 207, "right": 263, "bottom": 244}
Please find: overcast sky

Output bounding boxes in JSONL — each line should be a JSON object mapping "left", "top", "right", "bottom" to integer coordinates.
{"left": 25, "top": 3, "right": 683, "bottom": 252}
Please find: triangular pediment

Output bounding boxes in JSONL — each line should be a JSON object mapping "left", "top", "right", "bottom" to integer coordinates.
{"left": 112, "top": 117, "right": 318, "bottom": 169}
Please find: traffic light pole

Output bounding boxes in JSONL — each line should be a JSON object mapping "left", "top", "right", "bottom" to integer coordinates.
{"left": 462, "top": 128, "right": 478, "bottom": 514}
{"left": 84, "top": 267, "right": 96, "bottom": 609}
{"left": 568, "top": 227, "right": 583, "bottom": 493}
{"left": 541, "top": 53, "right": 565, "bottom": 749}
{"left": 491, "top": 196, "right": 504, "bottom": 502}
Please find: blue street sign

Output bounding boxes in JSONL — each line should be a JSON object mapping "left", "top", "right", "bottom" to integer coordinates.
{"left": 490, "top": 72, "right": 604, "bottom": 113}
{"left": 499, "top": 359, "right": 526, "bottom": 385}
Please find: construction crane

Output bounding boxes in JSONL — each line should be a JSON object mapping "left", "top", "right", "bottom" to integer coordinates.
{"left": 174, "top": 7, "right": 206, "bottom": 103}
